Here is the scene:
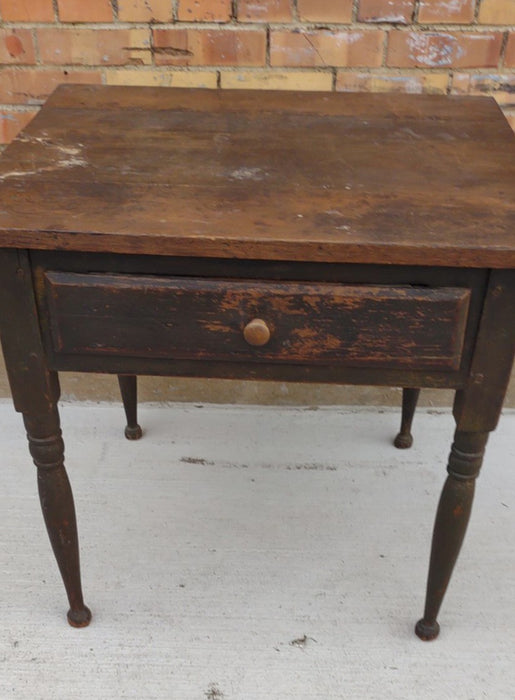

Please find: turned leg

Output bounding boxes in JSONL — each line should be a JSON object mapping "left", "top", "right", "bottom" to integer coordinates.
{"left": 415, "top": 430, "right": 487, "bottom": 640}
{"left": 0, "top": 250, "right": 91, "bottom": 626}
{"left": 117, "top": 374, "right": 142, "bottom": 440}
{"left": 394, "top": 388, "right": 420, "bottom": 449}
{"left": 24, "top": 407, "right": 91, "bottom": 628}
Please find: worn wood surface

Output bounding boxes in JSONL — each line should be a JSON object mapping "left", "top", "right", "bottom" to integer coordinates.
{"left": 31, "top": 252, "right": 487, "bottom": 389}
{"left": 44, "top": 272, "right": 470, "bottom": 370}
{"left": 0, "top": 249, "right": 60, "bottom": 414}
{"left": 0, "top": 250, "right": 90, "bottom": 627}
{"left": 453, "top": 270, "right": 515, "bottom": 432}
{"left": 0, "top": 87, "right": 514, "bottom": 638}
{"left": 0, "top": 85, "right": 514, "bottom": 267}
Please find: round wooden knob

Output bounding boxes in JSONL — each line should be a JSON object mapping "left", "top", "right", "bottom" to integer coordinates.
{"left": 243, "top": 318, "right": 271, "bottom": 346}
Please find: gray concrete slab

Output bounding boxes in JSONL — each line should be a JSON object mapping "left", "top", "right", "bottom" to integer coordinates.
{"left": 1, "top": 402, "right": 514, "bottom": 699}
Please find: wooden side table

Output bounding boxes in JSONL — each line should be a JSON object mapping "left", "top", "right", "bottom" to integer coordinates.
{"left": 0, "top": 85, "right": 513, "bottom": 639}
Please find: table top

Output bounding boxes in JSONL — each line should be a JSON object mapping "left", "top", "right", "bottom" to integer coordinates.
{"left": 0, "top": 84, "right": 514, "bottom": 268}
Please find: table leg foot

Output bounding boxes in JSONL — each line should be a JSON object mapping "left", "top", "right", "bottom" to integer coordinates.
{"left": 415, "top": 618, "right": 440, "bottom": 641}
{"left": 394, "top": 388, "right": 420, "bottom": 449}
{"left": 67, "top": 606, "right": 92, "bottom": 628}
{"left": 118, "top": 375, "right": 142, "bottom": 440}
{"left": 124, "top": 424, "right": 143, "bottom": 440}
{"left": 393, "top": 432, "right": 413, "bottom": 449}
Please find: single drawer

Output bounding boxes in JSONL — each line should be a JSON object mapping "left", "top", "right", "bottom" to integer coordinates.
{"left": 44, "top": 272, "right": 470, "bottom": 371}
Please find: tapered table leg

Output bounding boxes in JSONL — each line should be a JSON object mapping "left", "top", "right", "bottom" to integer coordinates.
{"left": 394, "top": 388, "right": 420, "bottom": 449}
{"left": 415, "top": 430, "right": 488, "bottom": 640}
{"left": 117, "top": 375, "right": 142, "bottom": 440}
{"left": 0, "top": 249, "right": 91, "bottom": 626}
{"left": 24, "top": 408, "right": 92, "bottom": 628}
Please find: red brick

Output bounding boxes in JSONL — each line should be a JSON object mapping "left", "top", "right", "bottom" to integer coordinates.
{"left": 479, "top": 0, "right": 515, "bottom": 24}
{"left": 0, "top": 110, "right": 38, "bottom": 145}
{"left": 177, "top": 0, "right": 232, "bottom": 22}
{"left": 0, "top": 29, "right": 36, "bottom": 64}
{"left": 387, "top": 31, "right": 503, "bottom": 68}
{"left": 152, "top": 28, "right": 266, "bottom": 66}
{"left": 0, "top": 68, "right": 103, "bottom": 105}
{"left": 297, "top": 0, "right": 353, "bottom": 23}
{"left": 37, "top": 28, "right": 151, "bottom": 65}
{"left": 418, "top": 0, "right": 475, "bottom": 24}
{"left": 117, "top": 0, "right": 173, "bottom": 22}
{"left": 271, "top": 29, "right": 385, "bottom": 68}
{"left": 57, "top": 0, "right": 113, "bottom": 22}
{"left": 238, "top": 0, "right": 293, "bottom": 22}
{"left": 358, "top": 0, "right": 415, "bottom": 24}
{"left": 336, "top": 70, "right": 448, "bottom": 94}
{"left": 0, "top": 0, "right": 54, "bottom": 21}
{"left": 451, "top": 72, "right": 515, "bottom": 107}
{"left": 506, "top": 33, "right": 515, "bottom": 68}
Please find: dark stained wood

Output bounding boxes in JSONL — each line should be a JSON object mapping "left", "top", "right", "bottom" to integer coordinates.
{"left": 0, "top": 249, "right": 91, "bottom": 627}
{"left": 0, "top": 85, "right": 513, "bottom": 268}
{"left": 416, "top": 430, "right": 488, "bottom": 641}
{"left": 394, "top": 387, "right": 420, "bottom": 449}
{"left": 43, "top": 272, "right": 471, "bottom": 370}
{"left": 0, "top": 87, "right": 514, "bottom": 639}
{"left": 117, "top": 375, "right": 142, "bottom": 440}
{"left": 38, "top": 353, "right": 473, "bottom": 389}
{"left": 417, "top": 268, "right": 515, "bottom": 640}
{"left": 0, "top": 250, "right": 60, "bottom": 413}
{"left": 453, "top": 270, "right": 515, "bottom": 433}
{"left": 39, "top": 84, "right": 508, "bottom": 119}
{"left": 31, "top": 249, "right": 491, "bottom": 286}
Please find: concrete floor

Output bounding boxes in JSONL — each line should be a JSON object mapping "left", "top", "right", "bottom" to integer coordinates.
{"left": 1, "top": 401, "right": 514, "bottom": 699}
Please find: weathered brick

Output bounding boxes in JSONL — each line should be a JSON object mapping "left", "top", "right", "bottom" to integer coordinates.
{"left": 0, "top": 29, "right": 36, "bottom": 65}
{"left": 297, "top": 0, "right": 353, "bottom": 23}
{"left": 450, "top": 72, "right": 471, "bottom": 94}
{"left": 451, "top": 72, "right": 515, "bottom": 107}
{"left": 105, "top": 69, "right": 218, "bottom": 88}
{"left": 418, "top": 0, "right": 475, "bottom": 24}
{"left": 37, "top": 28, "right": 152, "bottom": 65}
{"left": 238, "top": 0, "right": 293, "bottom": 22}
{"left": 336, "top": 70, "right": 448, "bottom": 94}
{"left": 478, "top": 0, "right": 515, "bottom": 25}
{"left": 387, "top": 31, "right": 503, "bottom": 68}
{"left": 221, "top": 69, "right": 333, "bottom": 90}
{"left": 117, "top": 0, "right": 173, "bottom": 22}
{"left": 0, "top": 0, "right": 54, "bottom": 21}
{"left": 505, "top": 33, "right": 515, "bottom": 68}
{"left": 57, "top": 0, "right": 113, "bottom": 22}
{"left": 270, "top": 29, "right": 385, "bottom": 67}
{"left": 0, "top": 110, "right": 38, "bottom": 145}
{"left": 177, "top": 0, "right": 232, "bottom": 22}
{"left": 0, "top": 68, "right": 102, "bottom": 106}
{"left": 358, "top": 0, "right": 415, "bottom": 24}
{"left": 152, "top": 28, "right": 266, "bottom": 66}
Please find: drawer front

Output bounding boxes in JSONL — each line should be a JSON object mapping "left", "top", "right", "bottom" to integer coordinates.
{"left": 43, "top": 272, "right": 470, "bottom": 371}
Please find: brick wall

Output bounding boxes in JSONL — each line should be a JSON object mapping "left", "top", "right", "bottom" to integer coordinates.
{"left": 0, "top": 0, "right": 514, "bottom": 144}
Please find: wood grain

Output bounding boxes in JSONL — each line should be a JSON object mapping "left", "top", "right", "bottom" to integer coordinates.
{"left": 44, "top": 271, "right": 470, "bottom": 371}
{"left": 0, "top": 85, "right": 513, "bottom": 267}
